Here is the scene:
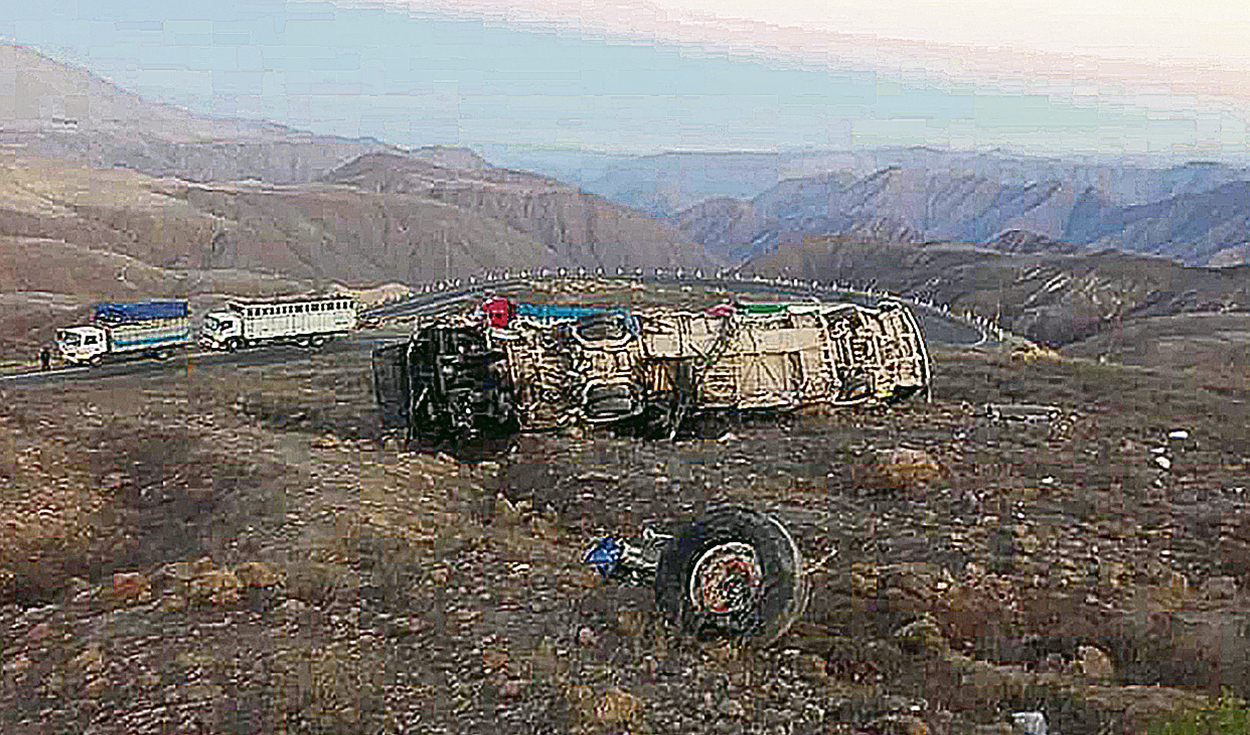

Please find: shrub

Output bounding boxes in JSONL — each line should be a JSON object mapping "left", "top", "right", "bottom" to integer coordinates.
{"left": 1149, "top": 691, "right": 1250, "bottom": 735}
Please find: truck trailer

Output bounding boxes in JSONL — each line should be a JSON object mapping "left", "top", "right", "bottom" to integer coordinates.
{"left": 199, "top": 296, "right": 357, "bottom": 352}
{"left": 56, "top": 300, "right": 191, "bottom": 366}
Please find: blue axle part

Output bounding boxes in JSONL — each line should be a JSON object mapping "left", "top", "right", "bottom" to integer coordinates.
{"left": 584, "top": 537, "right": 623, "bottom": 580}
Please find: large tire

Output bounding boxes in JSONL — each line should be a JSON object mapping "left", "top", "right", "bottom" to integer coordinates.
{"left": 226, "top": 338, "right": 240, "bottom": 353}
{"left": 584, "top": 384, "right": 634, "bottom": 422}
{"left": 654, "top": 507, "right": 806, "bottom": 647}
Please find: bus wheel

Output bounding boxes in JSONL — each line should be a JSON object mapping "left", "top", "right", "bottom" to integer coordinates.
{"left": 654, "top": 507, "right": 806, "bottom": 647}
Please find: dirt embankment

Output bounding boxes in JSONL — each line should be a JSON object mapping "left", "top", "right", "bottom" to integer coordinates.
{"left": 1, "top": 346, "right": 1249, "bottom": 734}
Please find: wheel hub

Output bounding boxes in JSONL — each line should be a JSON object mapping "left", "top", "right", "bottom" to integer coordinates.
{"left": 689, "top": 542, "right": 761, "bottom": 615}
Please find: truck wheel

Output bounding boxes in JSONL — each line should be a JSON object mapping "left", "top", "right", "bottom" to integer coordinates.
{"left": 654, "top": 507, "right": 806, "bottom": 647}
{"left": 226, "top": 338, "right": 240, "bottom": 352}
{"left": 295, "top": 336, "right": 311, "bottom": 348}
{"left": 310, "top": 336, "right": 327, "bottom": 349}
{"left": 88, "top": 355, "right": 103, "bottom": 367}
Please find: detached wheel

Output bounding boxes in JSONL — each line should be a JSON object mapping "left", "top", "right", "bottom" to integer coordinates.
{"left": 654, "top": 507, "right": 806, "bottom": 647}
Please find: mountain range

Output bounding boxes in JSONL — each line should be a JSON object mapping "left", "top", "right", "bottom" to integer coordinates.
{"left": 492, "top": 145, "right": 1250, "bottom": 268}
{"left": 678, "top": 162, "right": 1250, "bottom": 268}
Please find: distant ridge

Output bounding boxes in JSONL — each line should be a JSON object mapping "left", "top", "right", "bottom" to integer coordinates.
{"left": 0, "top": 43, "right": 401, "bottom": 183}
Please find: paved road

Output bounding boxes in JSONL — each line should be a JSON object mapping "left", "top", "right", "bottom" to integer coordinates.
{"left": 2, "top": 278, "right": 985, "bottom": 386}
{"left": 373, "top": 276, "right": 986, "bottom": 347}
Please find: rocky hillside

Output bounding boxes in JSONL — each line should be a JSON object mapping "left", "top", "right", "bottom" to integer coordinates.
{"left": 745, "top": 236, "right": 1250, "bottom": 354}
{"left": 0, "top": 156, "right": 566, "bottom": 353}
{"left": 322, "top": 153, "right": 713, "bottom": 273}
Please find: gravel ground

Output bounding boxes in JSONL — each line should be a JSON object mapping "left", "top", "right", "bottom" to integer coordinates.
{"left": 1, "top": 343, "right": 1248, "bottom": 734}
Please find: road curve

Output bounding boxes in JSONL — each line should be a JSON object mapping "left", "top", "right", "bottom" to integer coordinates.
{"left": 2, "top": 277, "right": 985, "bottom": 386}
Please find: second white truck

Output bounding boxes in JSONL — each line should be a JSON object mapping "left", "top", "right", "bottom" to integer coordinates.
{"left": 199, "top": 296, "right": 358, "bottom": 352}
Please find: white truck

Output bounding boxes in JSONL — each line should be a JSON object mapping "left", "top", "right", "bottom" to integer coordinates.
{"left": 56, "top": 300, "right": 192, "bottom": 366}
{"left": 199, "top": 296, "right": 358, "bottom": 352}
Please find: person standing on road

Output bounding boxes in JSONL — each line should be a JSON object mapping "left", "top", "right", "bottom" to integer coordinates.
{"left": 39, "top": 346, "right": 51, "bottom": 371}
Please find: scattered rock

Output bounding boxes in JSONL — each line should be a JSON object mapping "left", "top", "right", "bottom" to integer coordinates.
{"left": 277, "top": 598, "right": 308, "bottom": 620}
{"left": 158, "top": 561, "right": 194, "bottom": 584}
{"left": 718, "top": 698, "right": 746, "bottom": 718}
{"left": 234, "top": 561, "right": 281, "bottom": 588}
{"left": 499, "top": 679, "right": 529, "bottom": 699}
{"left": 613, "top": 609, "right": 647, "bottom": 638}
{"left": 1076, "top": 645, "right": 1115, "bottom": 681}
{"left": 869, "top": 714, "right": 930, "bottom": 735}
{"left": 1201, "top": 575, "right": 1238, "bottom": 600}
{"left": 190, "top": 568, "right": 241, "bottom": 606}
{"left": 158, "top": 593, "right": 187, "bottom": 613}
{"left": 63, "top": 576, "right": 92, "bottom": 601}
{"left": 111, "top": 571, "right": 152, "bottom": 606}
{"left": 796, "top": 653, "right": 831, "bottom": 684}
{"left": 482, "top": 647, "right": 509, "bottom": 674}
{"left": 496, "top": 494, "right": 522, "bottom": 526}
{"left": 873, "top": 447, "right": 946, "bottom": 490}
{"left": 894, "top": 614, "right": 949, "bottom": 658}
{"left": 68, "top": 642, "right": 105, "bottom": 678}
{"left": 567, "top": 684, "right": 596, "bottom": 720}
{"left": 1012, "top": 711, "right": 1047, "bottom": 734}
{"left": 595, "top": 686, "right": 642, "bottom": 725}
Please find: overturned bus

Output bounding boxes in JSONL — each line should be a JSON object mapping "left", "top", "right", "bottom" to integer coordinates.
{"left": 372, "top": 296, "right": 931, "bottom": 442}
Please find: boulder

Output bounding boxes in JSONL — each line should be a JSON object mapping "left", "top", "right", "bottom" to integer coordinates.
{"left": 1012, "top": 711, "right": 1048, "bottom": 734}
{"left": 234, "top": 561, "right": 281, "bottom": 589}
{"left": 595, "top": 687, "right": 642, "bottom": 725}
{"left": 894, "top": 614, "right": 950, "bottom": 658}
{"left": 158, "top": 561, "right": 194, "bottom": 584}
{"left": 1201, "top": 576, "right": 1239, "bottom": 600}
{"left": 111, "top": 572, "right": 152, "bottom": 605}
{"left": 873, "top": 448, "right": 946, "bottom": 491}
{"left": 1076, "top": 645, "right": 1115, "bottom": 681}
{"left": 190, "top": 568, "right": 241, "bottom": 606}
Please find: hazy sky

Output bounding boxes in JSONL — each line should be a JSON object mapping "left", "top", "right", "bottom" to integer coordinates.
{"left": 4, "top": 0, "right": 1247, "bottom": 160}
{"left": 407, "top": 0, "right": 1250, "bottom": 69}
